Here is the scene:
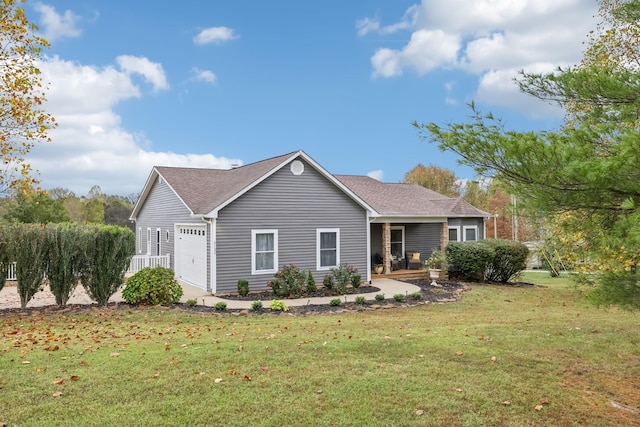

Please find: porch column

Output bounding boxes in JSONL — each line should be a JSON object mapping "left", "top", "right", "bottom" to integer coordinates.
{"left": 440, "top": 222, "right": 448, "bottom": 250}
{"left": 383, "top": 222, "right": 392, "bottom": 274}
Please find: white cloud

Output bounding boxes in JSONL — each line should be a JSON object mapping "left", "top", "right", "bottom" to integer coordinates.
{"left": 116, "top": 55, "right": 169, "bottom": 92}
{"left": 29, "top": 56, "right": 241, "bottom": 196}
{"left": 191, "top": 67, "right": 217, "bottom": 84}
{"left": 193, "top": 26, "right": 238, "bottom": 45}
{"left": 33, "top": 2, "right": 81, "bottom": 41}
{"left": 363, "top": 0, "right": 598, "bottom": 115}
{"left": 367, "top": 169, "right": 384, "bottom": 181}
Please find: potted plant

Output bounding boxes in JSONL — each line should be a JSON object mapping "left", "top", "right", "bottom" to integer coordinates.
{"left": 373, "top": 264, "right": 383, "bottom": 274}
{"left": 425, "top": 250, "right": 445, "bottom": 286}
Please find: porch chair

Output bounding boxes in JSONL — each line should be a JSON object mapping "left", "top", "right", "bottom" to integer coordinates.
{"left": 406, "top": 251, "right": 423, "bottom": 270}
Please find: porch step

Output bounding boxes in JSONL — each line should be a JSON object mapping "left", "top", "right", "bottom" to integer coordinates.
{"left": 373, "top": 269, "right": 425, "bottom": 280}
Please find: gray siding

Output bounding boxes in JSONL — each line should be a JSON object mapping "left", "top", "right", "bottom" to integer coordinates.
{"left": 447, "top": 217, "right": 486, "bottom": 241}
{"left": 215, "top": 159, "right": 368, "bottom": 293}
{"left": 135, "top": 175, "right": 205, "bottom": 274}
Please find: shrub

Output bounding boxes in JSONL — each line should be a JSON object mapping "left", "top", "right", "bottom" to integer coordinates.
{"left": 375, "top": 293, "right": 385, "bottom": 301}
{"left": 12, "top": 224, "right": 48, "bottom": 308}
{"left": 329, "top": 298, "right": 342, "bottom": 306}
{"left": 351, "top": 273, "right": 362, "bottom": 288}
{"left": 322, "top": 274, "right": 334, "bottom": 291}
{"left": 306, "top": 270, "right": 317, "bottom": 293}
{"left": 251, "top": 300, "right": 263, "bottom": 311}
{"left": 393, "top": 293, "right": 406, "bottom": 302}
{"left": 482, "top": 239, "right": 529, "bottom": 283}
{"left": 270, "top": 300, "right": 288, "bottom": 311}
{"left": 214, "top": 301, "right": 227, "bottom": 311}
{"left": 186, "top": 298, "right": 197, "bottom": 307}
{"left": 355, "top": 296, "right": 366, "bottom": 305}
{"left": 0, "top": 226, "right": 10, "bottom": 293}
{"left": 331, "top": 264, "right": 358, "bottom": 295}
{"left": 122, "top": 266, "right": 183, "bottom": 305}
{"left": 410, "top": 292, "right": 423, "bottom": 301}
{"left": 237, "top": 279, "right": 249, "bottom": 296}
{"left": 446, "top": 242, "right": 494, "bottom": 282}
{"left": 45, "top": 224, "right": 87, "bottom": 306}
{"left": 81, "top": 225, "right": 135, "bottom": 305}
{"left": 268, "top": 264, "right": 305, "bottom": 298}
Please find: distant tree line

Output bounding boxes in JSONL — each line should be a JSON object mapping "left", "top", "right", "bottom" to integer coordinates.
{"left": 0, "top": 185, "right": 139, "bottom": 229}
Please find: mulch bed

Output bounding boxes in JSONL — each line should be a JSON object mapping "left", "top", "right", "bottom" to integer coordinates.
{"left": 0, "top": 279, "right": 466, "bottom": 317}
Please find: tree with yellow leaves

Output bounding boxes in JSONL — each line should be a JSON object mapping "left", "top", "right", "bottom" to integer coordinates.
{"left": 0, "top": 0, "right": 56, "bottom": 194}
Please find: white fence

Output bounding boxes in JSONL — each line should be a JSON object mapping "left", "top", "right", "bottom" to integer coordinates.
{"left": 4, "top": 254, "right": 171, "bottom": 281}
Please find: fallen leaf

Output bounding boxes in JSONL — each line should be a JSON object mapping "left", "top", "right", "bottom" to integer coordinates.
{"left": 199, "top": 371, "right": 206, "bottom": 376}
{"left": 244, "top": 375, "right": 252, "bottom": 381}
{"left": 261, "top": 366, "right": 269, "bottom": 371}
{"left": 455, "top": 388, "right": 463, "bottom": 392}
{"left": 110, "top": 352, "right": 120, "bottom": 357}
{"left": 52, "top": 391, "right": 63, "bottom": 397}
{"left": 535, "top": 404, "right": 543, "bottom": 411}
{"left": 491, "top": 356, "right": 497, "bottom": 362}
{"left": 316, "top": 389, "right": 323, "bottom": 394}
{"left": 228, "top": 369, "right": 237, "bottom": 376}
{"left": 455, "top": 351, "right": 463, "bottom": 356}
{"left": 153, "top": 372, "right": 160, "bottom": 377}
{"left": 34, "top": 367, "right": 41, "bottom": 373}
{"left": 52, "top": 379, "right": 64, "bottom": 385}
{"left": 540, "top": 398, "right": 550, "bottom": 404}
{"left": 21, "top": 361, "right": 30, "bottom": 364}
{"left": 214, "top": 378, "right": 223, "bottom": 383}
{"left": 70, "top": 375, "right": 79, "bottom": 381}
{"left": 502, "top": 401, "right": 511, "bottom": 406}
{"left": 415, "top": 409, "right": 425, "bottom": 415}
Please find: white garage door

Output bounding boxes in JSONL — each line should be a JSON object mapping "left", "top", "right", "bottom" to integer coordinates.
{"left": 177, "top": 225, "right": 207, "bottom": 289}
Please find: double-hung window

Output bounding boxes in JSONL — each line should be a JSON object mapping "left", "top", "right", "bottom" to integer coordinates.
{"left": 317, "top": 228, "right": 340, "bottom": 270}
{"left": 463, "top": 225, "right": 478, "bottom": 241}
{"left": 252, "top": 230, "right": 278, "bottom": 274}
{"left": 448, "top": 226, "right": 460, "bottom": 242}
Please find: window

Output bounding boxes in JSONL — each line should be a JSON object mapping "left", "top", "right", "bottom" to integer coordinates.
{"left": 252, "top": 230, "right": 278, "bottom": 274}
{"left": 156, "top": 228, "right": 161, "bottom": 255}
{"left": 390, "top": 226, "right": 405, "bottom": 258}
{"left": 138, "top": 227, "right": 142, "bottom": 254}
{"left": 448, "top": 226, "right": 460, "bottom": 242}
{"left": 463, "top": 225, "right": 478, "bottom": 241}
{"left": 146, "top": 228, "right": 151, "bottom": 254}
{"left": 317, "top": 229, "right": 340, "bottom": 270}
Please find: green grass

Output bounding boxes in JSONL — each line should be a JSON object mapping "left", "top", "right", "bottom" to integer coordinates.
{"left": 1, "top": 273, "right": 638, "bottom": 426}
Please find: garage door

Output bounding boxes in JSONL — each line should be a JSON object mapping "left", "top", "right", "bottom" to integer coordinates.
{"left": 177, "top": 225, "right": 207, "bottom": 289}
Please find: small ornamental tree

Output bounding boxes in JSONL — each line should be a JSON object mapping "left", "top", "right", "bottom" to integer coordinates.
{"left": 81, "top": 225, "right": 135, "bottom": 306}
{"left": 12, "top": 224, "right": 48, "bottom": 308}
{"left": 46, "top": 224, "right": 87, "bottom": 306}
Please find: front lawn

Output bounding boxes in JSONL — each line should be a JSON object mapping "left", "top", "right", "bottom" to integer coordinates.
{"left": 0, "top": 273, "right": 637, "bottom": 426}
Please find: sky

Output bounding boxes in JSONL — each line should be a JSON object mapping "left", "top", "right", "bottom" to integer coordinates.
{"left": 22, "top": 0, "right": 599, "bottom": 196}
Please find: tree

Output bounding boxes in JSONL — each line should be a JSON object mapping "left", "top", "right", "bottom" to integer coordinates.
{"left": 2, "top": 191, "right": 70, "bottom": 224}
{"left": 0, "top": 1, "right": 56, "bottom": 194}
{"left": 415, "top": 0, "right": 640, "bottom": 308}
{"left": 83, "top": 185, "right": 105, "bottom": 223}
{"left": 402, "top": 164, "right": 461, "bottom": 197}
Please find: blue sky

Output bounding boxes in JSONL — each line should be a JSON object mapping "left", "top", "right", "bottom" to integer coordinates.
{"left": 24, "top": 0, "right": 599, "bottom": 196}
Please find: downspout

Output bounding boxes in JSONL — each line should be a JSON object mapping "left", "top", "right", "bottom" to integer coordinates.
{"left": 366, "top": 211, "right": 372, "bottom": 284}
{"left": 199, "top": 216, "right": 216, "bottom": 294}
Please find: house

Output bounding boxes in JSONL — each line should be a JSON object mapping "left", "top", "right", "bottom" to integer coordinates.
{"left": 129, "top": 150, "right": 489, "bottom": 293}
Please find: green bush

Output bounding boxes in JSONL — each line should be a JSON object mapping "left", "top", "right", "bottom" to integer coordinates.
{"left": 351, "top": 273, "right": 362, "bottom": 288}
{"left": 268, "top": 264, "right": 305, "bottom": 298}
{"left": 237, "top": 279, "right": 249, "bottom": 296}
{"left": 251, "top": 300, "right": 263, "bottom": 311}
{"left": 186, "top": 298, "right": 197, "bottom": 307}
{"left": 446, "top": 241, "right": 494, "bottom": 282}
{"left": 355, "top": 296, "right": 366, "bottom": 305}
{"left": 330, "top": 264, "right": 358, "bottom": 295}
{"left": 482, "top": 239, "right": 529, "bottom": 283}
{"left": 375, "top": 293, "right": 385, "bottom": 301}
{"left": 214, "top": 301, "right": 227, "bottom": 311}
{"left": 393, "top": 293, "right": 406, "bottom": 302}
{"left": 45, "top": 224, "right": 87, "bottom": 306}
{"left": 12, "top": 224, "right": 48, "bottom": 308}
{"left": 322, "top": 274, "right": 334, "bottom": 291}
{"left": 410, "top": 292, "right": 423, "bottom": 301}
{"left": 122, "top": 266, "right": 183, "bottom": 305}
{"left": 0, "top": 226, "right": 12, "bottom": 293}
{"left": 305, "top": 270, "right": 317, "bottom": 293}
{"left": 329, "top": 298, "right": 342, "bottom": 306}
{"left": 270, "top": 300, "right": 288, "bottom": 311}
{"left": 81, "top": 225, "right": 135, "bottom": 305}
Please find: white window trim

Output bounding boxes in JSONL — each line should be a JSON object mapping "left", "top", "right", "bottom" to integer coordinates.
{"left": 156, "top": 228, "right": 161, "bottom": 255}
{"left": 390, "top": 226, "right": 405, "bottom": 258}
{"left": 251, "top": 229, "right": 278, "bottom": 275}
{"left": 146, "top": 228, "right": 152, "bottom": 255}
{"left": 316, "top": 228, "right": 340, "bottom": 270}
{"left": 138, "top": 227, "right": 142, "bottom": 254}
{"left": 463, "top": 225, "right": 478, "bottom": 241}
{"left": 448, "top": 226, "right": 460, "bottom": 242}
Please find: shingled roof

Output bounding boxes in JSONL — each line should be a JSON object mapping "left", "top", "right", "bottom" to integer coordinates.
{"left": 132, "top": 150, "right": 490, "bottom": 220}
{"left": 336, "top": 175, "right": 490, "bottom": 218}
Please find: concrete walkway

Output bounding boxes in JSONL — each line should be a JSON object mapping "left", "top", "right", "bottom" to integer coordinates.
{"left": 0, "top": 278, "right": 420, "bottom": 310}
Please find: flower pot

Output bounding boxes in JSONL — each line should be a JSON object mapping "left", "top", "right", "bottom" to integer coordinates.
{"left": 429, "top": 268, "right": 441, "bottom": 287}
{"left": 374, "top": 265, "right": 383, "bottom": 274}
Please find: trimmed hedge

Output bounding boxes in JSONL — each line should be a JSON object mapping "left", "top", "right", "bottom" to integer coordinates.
{"left": 446, "top": 240, "right": 529, "bottom": 283}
